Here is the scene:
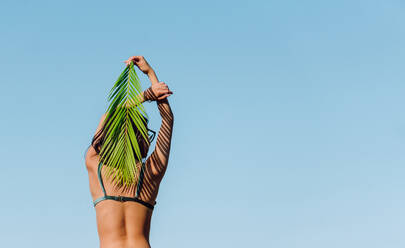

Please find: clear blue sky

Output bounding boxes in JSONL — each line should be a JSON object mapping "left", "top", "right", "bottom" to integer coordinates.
{"left": 1, "top": 0, "right": 404, "bottom": 247}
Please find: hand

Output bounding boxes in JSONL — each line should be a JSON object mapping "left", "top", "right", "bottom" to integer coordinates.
{"left": 124, "top": 55, "right": 153, "bottom": 75}
{"left": 144, "top": 82, "right": 173, "bottom": 101}
{"left": 152, "top": 82, "right": 173, "bottom": 100}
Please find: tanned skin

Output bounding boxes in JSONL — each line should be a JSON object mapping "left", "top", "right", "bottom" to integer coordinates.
{"left": 85, "top": 56, "right": 174, "bottom": 248}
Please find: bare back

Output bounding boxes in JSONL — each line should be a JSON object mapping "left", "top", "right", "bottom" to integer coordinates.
{"left": 85, "top": 95, "right": 174, "bottom": 248}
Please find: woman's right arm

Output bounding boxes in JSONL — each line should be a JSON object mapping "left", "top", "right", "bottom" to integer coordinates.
{"left": 143, "top": 78, "right": 174, "bottom": 177}
{"left": 148, "top": 97, "right": 174, "bottom": 177}
{"left": 128, "top": 55, "right": 174, "bottom": 177}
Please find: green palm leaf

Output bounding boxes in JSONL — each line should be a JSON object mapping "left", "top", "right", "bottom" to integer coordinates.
{"left": 99, "top": 61, "right": 149, "bottom": 188}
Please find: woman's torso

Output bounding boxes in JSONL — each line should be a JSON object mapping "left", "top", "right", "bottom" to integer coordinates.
{"left": 85, "top": 150, "right": 163, "bottom": 248}
{"left": 86, "top": 94, "right": 174, "bottom": 248}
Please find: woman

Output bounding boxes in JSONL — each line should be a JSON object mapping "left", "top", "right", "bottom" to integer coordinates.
{"left": 85, "top": 55, "right": 174, "bottom": 248}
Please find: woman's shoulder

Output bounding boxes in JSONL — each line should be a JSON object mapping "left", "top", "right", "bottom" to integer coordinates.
{"left": 85, "top": 146, "right": 100, "bottom": 171}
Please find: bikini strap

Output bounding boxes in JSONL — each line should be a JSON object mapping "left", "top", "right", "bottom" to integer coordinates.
{"left": 135, "top": 162, "right": 146, "bottom": 197}
{"left": 97, "top": 161, "right": 107, "bottom": 196}
{"left": 93, "top": 160, "right": 155, "bottom": 209}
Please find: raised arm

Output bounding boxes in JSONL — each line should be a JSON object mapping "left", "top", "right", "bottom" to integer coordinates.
{"left": 145, "top": 90, "right": 174, "bottom": 176}
{"left": 143, "top": 83, "right": 174, "bottom": 178}
{"left": 126, "top": 55, "right": 174, "bottom": 177}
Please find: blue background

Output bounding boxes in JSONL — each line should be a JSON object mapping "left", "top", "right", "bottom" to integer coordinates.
{"left": 1, "top": 0, "right": 404, "bottom": 247}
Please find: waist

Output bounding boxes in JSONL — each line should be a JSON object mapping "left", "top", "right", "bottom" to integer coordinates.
{"left": 99, "top": 236, "right": 151, "bottom": 248}
{"left": 96, "top": 201, "right": 153, "bottom": 245}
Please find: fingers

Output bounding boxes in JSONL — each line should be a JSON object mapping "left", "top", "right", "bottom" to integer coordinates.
{"left": 157, "top": 93, "right": 173, "bottom": 100}
{"left": 156, "top": 88, "right": 173, "bottom": 96}
{"left": 155, "top": 82, "right": 173, "bottom": 100}
{"left": 158, "top": 82, "right": 168, "bottom": 88}
{"left": 123, "top": 55, "right": 144, "bottom": 65}
{"left": 146, "top": 81, "right": 173, "bottom": 101}
{"left": 132, "top": 56, "right": 144, "bottom": 61}
{"left": 124, "top": 56, "right": 144, "bottom": 62}
{"left": 123, "top": 59, "right": 132, "bottom": 66}
{"left": 156, "top": 82, "right": 172, "bottom": 93}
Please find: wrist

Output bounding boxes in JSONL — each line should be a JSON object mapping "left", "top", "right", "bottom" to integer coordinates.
{"left": 147, "top": 70, "right": 158, "bottom": 84}
{"left": 146, "top": 69, "right": 155, "bottom": 77}
{"left": 143, "top": 87, "right": 158, "bottom": 102}
{"left": 140, "top": 91, "right": 146, "bottom": 103}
